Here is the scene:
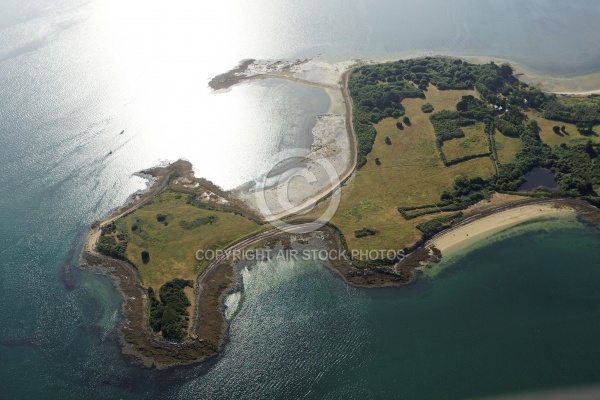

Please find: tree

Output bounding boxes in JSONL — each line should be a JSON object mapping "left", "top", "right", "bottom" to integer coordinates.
{"left": 396, "top": 122, "right": 404, "bottom": 130}
{"left": 553, "top": 125, "right": 561, "bottom": 134}
{"left": 403, "top": 116, "right": 411, "bottom": 125}
{"left": 529, "top": 120, "right": 541, "bottom": 133}
{"left": 421, "top": 103, "right": 434, "bottom": 113}
{"left": 585, "top": 141, "right": 597, "bottom": 158}
{"left": 385, "top": 136, "right": 392, "bottom": 145}
{"left": 499, "top": 64, "right": 513, "bottom": 79}
{"left": 375, "top": 157, "right": 381, "bottom": 165}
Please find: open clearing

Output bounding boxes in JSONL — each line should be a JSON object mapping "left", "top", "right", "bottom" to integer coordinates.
{"left": 118, "top": 190, "right": 264, "bottom": 290}
{"left": 302, "top": 87, "right": 496, "bottom": 252}
{"left": 527, "top": 110, "right": 600, "bottom": 147}
{"left": 442, "top": 122, "right": 489, "bottom": 160}
{"left": 494, "top": 129, "right": 523, "bottom": 164}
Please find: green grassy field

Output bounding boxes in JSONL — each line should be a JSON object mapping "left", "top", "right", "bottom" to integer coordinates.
{"left": 116, "top": 190, "right": 265, "bottom": 290}
{"left": 442, "top": 122, "right": 489, "bottom": 160}
{"left": 494, "top": 129, "right": 523, "bottom": 164}
{"left": 302, "top": 86, "right": 496, "bottom": 252}
{"left": 527, "top": 110, "right": 600, "bottom": 147}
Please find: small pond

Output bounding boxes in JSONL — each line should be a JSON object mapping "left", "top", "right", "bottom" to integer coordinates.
{"left": 518, "top": 167, "right": 560, "bottom": 192}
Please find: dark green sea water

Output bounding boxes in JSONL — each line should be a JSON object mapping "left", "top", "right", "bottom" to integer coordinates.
{"left": 166, "top": 217, "right": 600, "bottom": 399}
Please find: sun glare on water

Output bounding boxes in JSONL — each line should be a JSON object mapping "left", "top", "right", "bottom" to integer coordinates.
{"left": 90, "top": 0, "right": 276, "bottom": 187}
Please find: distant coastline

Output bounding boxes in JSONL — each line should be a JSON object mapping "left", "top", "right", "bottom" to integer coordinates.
{"left": 461, "top": 55, "right": 600, "bottom": 95}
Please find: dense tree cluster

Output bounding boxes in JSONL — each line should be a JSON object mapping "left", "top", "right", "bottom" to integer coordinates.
{"left": 494, "top": 118, "right": 521, "bottom": 137}
{"left": 494, "top": 121, "right": 600, "bottom": 196}
{"left": 97, "top": 234, "right": 127, "bottom": 259}
{"left": 98, "top": 222, "right": 128, "bottom": 259}
{"left": 148, "top": 278, "right": 194, "bottom": 342}
{"left": 429, "top": 110, "right": 474, "bottom": 143}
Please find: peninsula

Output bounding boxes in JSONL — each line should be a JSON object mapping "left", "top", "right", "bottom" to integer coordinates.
{"left": 81, "top": 57, "right": 600, "bottom": 369}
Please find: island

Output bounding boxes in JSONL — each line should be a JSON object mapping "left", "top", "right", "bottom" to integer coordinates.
{"left": 81, "top": 57, "right": 600, "bottom": 369}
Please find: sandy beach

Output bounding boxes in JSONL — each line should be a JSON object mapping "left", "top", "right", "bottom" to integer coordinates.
{"left": 430, "top": 202, "right": 577, "bottom": 256}
{"left": 231, "top": 61, "right": 358, "bottom": 221}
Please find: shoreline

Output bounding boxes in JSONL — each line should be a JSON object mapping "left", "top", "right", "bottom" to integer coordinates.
{"left": 213, "top": 55, "right": 600, "bottom": 98}
{"left": 256, "top": 66, "right": 358, "bottom": 222}
{"left": 460, "top": 55, "right": 600, "bottom": 95}
{"left": 228, "top": 60, "right": 359, "bottom": 219}
{"left": 429, "top": 201, "right": 577, "bottom": 257}
{"left": 80, "top": 56, "right": 600, "bottom": 370}
{"left": 81, "top": 179, "right": 600, "bottom": 370}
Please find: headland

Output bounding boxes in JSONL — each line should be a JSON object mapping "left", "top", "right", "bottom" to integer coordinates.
{"left": 81, "top": 56, "right": 600, "bottom": 369}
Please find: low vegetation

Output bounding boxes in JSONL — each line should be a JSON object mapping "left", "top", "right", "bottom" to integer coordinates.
{"left": 421, "top": 103, "right": 434, "bottom": 113}
{"left": 179, "top": 215, "right": 218, "bottom": 230}
{"left": 354, "top": 228, "right": 378, "bottom": 238}
{"left": 416, "top": 212, "right": 464, "bottom": 237}
{"left": 111, "top": 189, "right": 264, "bottom": 290}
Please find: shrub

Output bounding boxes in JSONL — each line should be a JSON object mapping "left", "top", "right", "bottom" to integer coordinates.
{"left": 354, "top": 228, "right": 378, "bottom": 238}
{"left": 421, "top": 103, "right": 434, "bottom": 113}
{"left": 141, "top": 251, "right": 150, "bottom": 264}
